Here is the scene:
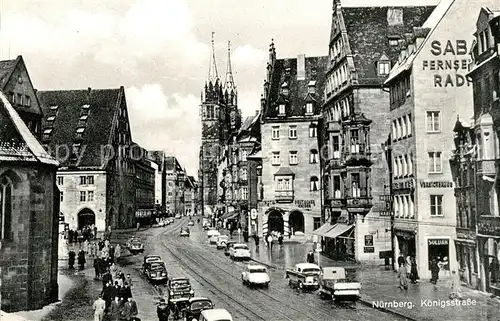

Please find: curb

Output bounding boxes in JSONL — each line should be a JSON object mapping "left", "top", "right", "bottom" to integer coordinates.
{"left": 249, "top": 258, "right": 281, "bottom": 270}
{"left": 357, "top": 297, "right": 418, "bottom": 321}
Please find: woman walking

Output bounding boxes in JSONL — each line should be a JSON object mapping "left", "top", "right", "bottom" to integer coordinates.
{"left": 398, "top": 262, "right": 409, "bottom": 295}
{"left": 450, "top": 270, "right": 462, "bottom": 299}
{"left": 410, "top": 257, "right": 419, "bottom": 284}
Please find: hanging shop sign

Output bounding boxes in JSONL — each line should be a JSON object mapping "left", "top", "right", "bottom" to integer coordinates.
{"left": 419, "top": 181, "right": 453, "bottom": 188}
{"left": 428, "top": 239, "right": 449, "bottom": 246}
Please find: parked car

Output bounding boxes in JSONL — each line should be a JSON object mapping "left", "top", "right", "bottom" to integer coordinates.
{"left": 285, "top": 263, "right": 321, "bottom": 291}
{"left": 199, "top": 308, "right": 233, "bottom": 321}
{"left": 175, "top": 214, "right": 181, "bottom": 219}
{"left": 216, "top": 235, "right": 229, "bottom": 249}
{"left": 318, "top": 267, "right": 360, "bottom": 301}
{"left": 167, "top": 277, "right": 194, "bottom": 300}
{"left": 185, "top": 297, "right": 214, "bottom": 321}
{"left": 241, "top": 265, "right": 270, "bottom": 288}
{"left": 188, "top": 220, "right": 195, "bottom": 226}
{"left": 142, "top": 255, "right": 162, "bottom": 273}
{"left": 229, "top": 243, "right": 251, "bottom": 261}
{"left": 125, "top": 236, "right": 141, "bottom": 249}
{"left": 180, "top": 227, "right": 190, "bottom": 237}
{"left": 206, "top": 229, "right": 219, "bottom": 238}
{"left": 224, "top": 241, "right": 236, "bottom": 256}
{"left": 209, "top": 231, "right": 220, "bottom": 244}
{"left": 144, "top": 261, "right": 168, "bottom": 283}
{"left": 128, "top": 240, "right": 144, "bottom": 254}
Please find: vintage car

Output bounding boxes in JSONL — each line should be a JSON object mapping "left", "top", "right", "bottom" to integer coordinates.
{"left": 318, "top": 267, "right": 361, "bottom": 301}
{"left": 144, "top": 261, "right": 168, "bottom": 283}
{"left": 215, "top": 235, "right": 229, "bottom": 249}
{"left": 169, "top": 297, "right": 213, "bottom": 321}
{"left": 128, "top": 240, "right": 144, "bottom": 254}
{"left": 199, "top": 309, "right": 233, "bottom": 321}
{"left": 142, "top": 255, "right": 162, "bottom": 273}
{"left": 209, "top": 231, "right": 220, "bottom": 244}
{"left": 188, "top": 220, "right": 195, "bottom": 226}
{"left": 285, "top": 263, "right": 321, "bottom": 291}
{"left": 224, "top": 241, "right": 237, "bottom": 256}
{"left": 125, "top": 236, "right": 141, "bottom": 249}
{"left": 180, "top": 227, "right": 190, "bottom": 237}
{"left": 175, "top": 214, "right": 182, "bottom": 219}
{"left": 168, "top": 277, "right": 194, "bottom": 299}
{"left": 241, "top": 264, "right": 270, "bottom": 288}
{"left": 229, "top": 243, "right": 251, "bottom": 261}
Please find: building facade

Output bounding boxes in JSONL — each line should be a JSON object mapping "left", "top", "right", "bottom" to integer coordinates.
{"left": 318, "top": 3, "right": 434, "bottom": 263}
{"left": 385, "top": 0, "right": 500, "bottom": 278}
{"left": 147, "top": 150, "right": 166, "bottom": 215}
{"left": 184, "top": 176, "right": 197, "bottom": 215}
{"left": 38, "top": 87, "right": 137, "bottom": 232}
{"left": 165, "top": 156, "right": 186, "bottom": 215}
{"left": 133, "top": 145, "right": 155, "bottom": 225}
{"left": 258, "top": 43, "right": 326, "bottom": 240}
{"left": 467, "top": 7, "right": 500, "bottom": 294}
{"left": 0, "top": 91, "right": 60, "bottom": 312}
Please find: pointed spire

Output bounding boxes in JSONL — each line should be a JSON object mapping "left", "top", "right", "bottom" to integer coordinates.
{"left": 208, "top": 32, "right": 218, "bottom": 84}
{"left": 224, "top": 40, "right": 236, "bottom": 94}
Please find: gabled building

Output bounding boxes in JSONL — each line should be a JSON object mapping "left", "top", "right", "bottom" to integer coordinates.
{"left": 0, "top": 91, "right": 60, "bottom": 312}
{"left": 184, "top": 175, "right": 197, "bottom": 215}
{"left": 258, "top": 41, "right": 327, "bottom": 240}
{"left": 0, "top": 56, "right": 43, "bottom": 139}
{"left": 318, "top": 2, "right": 435, "bottom": 263}
{"left": 165, "top": 156, "right": 186, "bottom": 215}
{"left": 132, "top": 144, "right": 155, "bottom": 225}
{"left": 147, "top": 150, "right": 167, "bottom": 215}
{"left": 467, "top": 6, "right": 500, "bottom": 294}
{"left": 38, "top": 87, "right": 136, "bottom": 232}
{"left": 385, "top": 0, "right": 500, "bottom": 279}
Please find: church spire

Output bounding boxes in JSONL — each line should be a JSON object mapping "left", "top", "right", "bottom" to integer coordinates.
{"left": 224, "top": 40, "right": 236, "bottom": 94}
{"left": 208, "top": 32, "right": 218, "bottom": 84}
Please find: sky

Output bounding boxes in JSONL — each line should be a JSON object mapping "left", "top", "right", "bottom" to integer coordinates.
{"left": 0, "top": 0, "right": 438, "bottom": 177}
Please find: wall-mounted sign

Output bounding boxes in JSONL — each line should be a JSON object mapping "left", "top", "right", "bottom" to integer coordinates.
{"left": 365, "top": 235, "right": 374, "bottom": 247}
{"left": 419, "top": 181, "right": 453, "bottom": 188}
{"left": 379, "top": 210, "right": 392, "bottom": 217}
{"left": 478, "top": 218, "right": 500, "bottom": 236}
{"left": 428, "top": 239, "right": 449, "bottom": 246}
{"left": 393, "top": 179, "right": 415, "bottom": 190}
{"left": 423, "top": 40, "right": 472, "bottom": 88}
{"left": 250, "top": 209, "right": 257, "bottom": 220}
{"left": 364, "top": 247, "right": 375, "bottom": 253}
{"left": 261, "top": 199, "right": 316, "bottom": 209}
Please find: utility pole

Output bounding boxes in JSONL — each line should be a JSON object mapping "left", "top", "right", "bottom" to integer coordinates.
{"left": 384, "top": 133, "right": 396, "bottom": 270}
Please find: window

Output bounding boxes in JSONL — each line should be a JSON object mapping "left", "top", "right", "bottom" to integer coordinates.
{"left": 0, "top": 176, "right": 13, "bottom": 240}
{"left": 350, "top": 129, "right": 359, "bottom": 153}
{"left": 351, "top": 173, "right": 360, "bottom": 197}
{"left": 426, "top": 111, "right": 440, "bottom": 132}
{"left": 241, "top": 168, "right": 248, "bottom": 180}
{"left": 289, "top": 151, "right": 298, "bottom": 165}
{"left": 25, "top": 95, "right": 31, "bottom": 107}
{"left": 378, "top": 61, "right": 390, "bottom": 75}
{"left": 241, "top": 150, "right": 248, "bottom": 161}
{"left": 397, "top": 118, "right": 402, "bottom": 139}
{"left": 60, "top": 191, "right": 64, "bottom": 202}
{"left": 289, "top": 126, "right": 297, "bottom": 139}
{"left": 9, "top": 92, "right": 15, "bottom": 104}
{"left": 80, "top": 191, "right": 86, "bottom": 202}
{"left": 428, "top": 152, "right": 442, "bottom": 173}
{"left": 87, "top": 176, "right": 94, "bottom": 185}
{"left": 389, "top": 39, "right": 399, "bottom": 46}
{"left": 279, "top": 104, "right": 286, "bottom": 115}
{"left": 276, "top": 178, "right": 292, "bottom": 191}
{"left": 206, "top": 105, "right": 215, "bottom": 119}
{"left": 168, "top": 192, "right": 173, "bottom": 197}
{"left": 406, "top": 114, "right": 412, "bottom": 136}
{"left": 306, "top": 103, "right": 313, "bottom": 114}
{"left": 314, "top": 217, "right": 321, "bottom": 230}
{"left": 402, "top": 155, "right": 408, "bottom": 176}
{"left": 333, "top": 175, "right": 341, "bottom": 198}
{"left": 80, "top": 176, "right": 87, "bottom": 185}
{"left": 402, "top": 117, "right": 407, "bottom": 137}
{"left": 57, "top": 176, "right": 64, "bottom": 185}
{"left": 76, "top": 127, "right": 85, "bottom": 139}
{"left": 310, "top": 176, "right": 319, "bottom": 191}
{"left": 310, "top": 149, "right": 319, "bottom": 164}
{"left": 272, "top": 152, "right": 280, "bottom": 165}
{"left": 88, "top": 191, "right": 94, "bottom": 202}
{"left": 392, "top": 120, "right": 397, "bottom": 140}
{"left": 332, "top": 136, "right": 340, "bottom": 158}
{"left": 309, "top": 124, "right": 317, "bottom": 138}
{"left": 241, "top": 187, "right": 248, "bottom": 200}
{"left": 430, "top": 195, "right": 443, "bottom": 216}
{"left": 272, "top": 127, "right": 280, "bottom": 140}
{"left": 17, "top": 93, "right": 22, "bottom": 105}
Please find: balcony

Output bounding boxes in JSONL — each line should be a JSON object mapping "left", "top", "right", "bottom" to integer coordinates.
{"left": 345, "top": 187, "right": 373, "bottom": 213}
{"left": 476, "top": 159, "right": 496, "bottom": 175}
{"left": 342, "top": 144, "right": 372, "bottom": 167}
{"left": 327, "top": 190, "right": 345, "bottom": 207}
{"left": 478, "top": 216, "right": 500, "bottom": 237}
{"left": 275, "top": 190, "right": 294, "bottom": 203}
{"left": 328, "top": 157, "right": 343, "bottom": 169}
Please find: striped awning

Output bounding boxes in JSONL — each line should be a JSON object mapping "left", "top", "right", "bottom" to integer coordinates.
{"left": 313, "top": 223, "right": 335, "bottom": 237}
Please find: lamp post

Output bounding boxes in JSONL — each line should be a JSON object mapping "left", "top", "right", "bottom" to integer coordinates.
{"left": 382, "top": 133, "right": 395, "bottom": 270}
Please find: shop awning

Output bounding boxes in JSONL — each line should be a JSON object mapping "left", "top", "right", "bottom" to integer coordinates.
{"left": 324, "top": 224, "right": 354, "bottom": 239}
{"left": 313, "top": 223, "right": 335, "bottom": 237}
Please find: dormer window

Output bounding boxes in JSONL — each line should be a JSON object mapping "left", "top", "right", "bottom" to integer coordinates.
{"left": 388, "top": 36, "right": 399, "bottom": 46}
{"left": 279, "top": 104, "right": 286, "bottom": 115}
{"left": 308, "top": 81, "right": 317, "bottom": 94}
{"left": 281, "top": 82, "right": 289, "bottom": 96}
{"left": 76, "top": 127, "right": 85, "bottom": 139}
{"left": 306, "top": 102, "right": 314, "bottom": 114}
{"left": 82, "top": 104, "right": 90, "bottom": 109}
{"left": 50, "top": 105, "right": 58, "bottom": 110}
{"left": 378, "top": 60, "right": 390, "bottom": 75}
{"left": 47, "top": 116, "right": 56, "bottom": 122}
{"left": 42, "top": 128, "right": 52, "bottom": 141}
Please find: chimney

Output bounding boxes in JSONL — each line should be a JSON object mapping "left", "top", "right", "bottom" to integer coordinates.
{"left": 297, "top": 54, "right": 306, "bottom": 80}
{"left": 387, "top": 8, "right": 403, "bottom": 26}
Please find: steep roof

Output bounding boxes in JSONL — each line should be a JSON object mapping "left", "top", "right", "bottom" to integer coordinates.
{"left": 264, "top": 55, "right": 328, "bottom": 118}
{"left": 165, "top": 156, "right": 183, "bottom": 172}
{"left": 0, "top": 90, "right": 58, "bottom": 165}
{"left": 0, "top": 57, "right": 20, "bottom": 90}
{"left": 341, "top": 6, "right": 435, "bottom": 85}
{"left": 37, "top": 88, "right": 123, "bottom": 168}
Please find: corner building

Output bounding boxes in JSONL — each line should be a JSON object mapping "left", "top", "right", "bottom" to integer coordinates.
{"left": 258, "top": 42, "right": 327, "bottom": 240}
{"left": 385, "top": 0, "right": 500, "bottom": 279}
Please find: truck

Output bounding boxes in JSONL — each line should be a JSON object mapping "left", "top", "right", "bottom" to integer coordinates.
{"left": 285, "top": 263, "right": 321, "bottom": 291}
{"left": 318, "top": 267, "right": 361, "bottom": 301}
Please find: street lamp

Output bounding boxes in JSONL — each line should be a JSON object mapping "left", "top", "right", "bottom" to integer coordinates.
{"left": 381, "top": 133, "right": 395, "bottom": 270}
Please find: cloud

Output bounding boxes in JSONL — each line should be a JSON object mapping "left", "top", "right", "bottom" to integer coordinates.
{"left": 126, "top": 84, "right": 201, "bottom": 176}
{"left": 232, "top": 44, "right": 266, "bottom": 66}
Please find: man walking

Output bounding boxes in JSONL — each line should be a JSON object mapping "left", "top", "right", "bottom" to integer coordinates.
{"left": 109, "top": 296, "right": 122, "bottom": 321}
{"left": 307, "top": 250, "right": 315, "bottom": 264}
{"left": 267, "top": 234, "right": 273, "bottom": 250}
{"left": 93, "top": 294, "right": 106, "bottom": 321}
{"left": 157, "top": 298, "right": 169, "bottom": 321}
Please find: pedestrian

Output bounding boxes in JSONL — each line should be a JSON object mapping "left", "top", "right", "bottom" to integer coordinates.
{"left": 490, "top": 257, "right": 499, "bottom": 283}
{"left": 430, "top": 258, "right": 440, "bottom": 284}
{"left": 90, "top": 241, "right": 97, "bottom": 258}
{"left": 101, "top": 282, "right": 113, "bottom": 311}
{"left": 120, "top": 282, "right": 132, "bottom": 300}
{"left": 83, "top": 239, "right": 90, "bottom": 254}
{"left": 267, "top": 234, "right": 273, "bottom": 250}
{"left": 116, "top": 273, "right": 124, "bottom": 287}
{"left": 397, "top": 262, "right": 409, "bottom": 295}
{"left": 126, "top": 274, "right": 133, "bottom": 288}
{"left": 254, "top": 234, "right": 260, "bottom": 248}
{"left": 93, "top": 294, "right": 106, "bottom": 321}
{"left": 397, "top": 254, "right": 405, "bottom": 267}
{"left": 110, "top": 262, "right": 118, "bottom": 276}
{"left": 449, "top": 270, "right": 462, "bottom": 299}
{"left": 109, "top": 296, "right": 122, "bottom": 321}
{"left": 278, "top": 233, "right": 283, "bottom": 245}
{"left": 126, "top": 296, "right": 138, "bottom": 320}
{"left": 410, "top": 257, "right": 419, "bottom": 284}
{"left": 78, "top": 249, "right": 86, "bottom": 270}
{"left": 157, "top": 298, "right": 169, "bottom": 321}
{"left": 102, "top": 269, "right": 113, "bottom": 288}
{"left": 68, "top": 250, "right": 76, "bottom": 269}
{"left": 115, "top": 244, "right": 121, "bottom": 263}
{"left": 94, "top": 225, "right": 98, "bottom": 239}
{"left": 307, "top": 250, "right": 315, "bottom": 264}
{"left": 94, "top": 257, "right": 101, "bottom": 279}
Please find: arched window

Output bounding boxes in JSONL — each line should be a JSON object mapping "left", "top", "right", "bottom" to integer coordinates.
{"left": 310, "top": 176, "right": 319, "bottom": 191}
{"left": 309, "top": 149, "right": 319, "bottom": 164}
{"left": 0, "top": 175, "right": 13, "bottom": 240}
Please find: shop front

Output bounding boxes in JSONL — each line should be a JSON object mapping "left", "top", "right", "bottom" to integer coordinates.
{"left": 478, "top": 216, "right": 500, "bottom": 295}
{"left": 313, "top": 213, "right": 355, "bottom": 261}
{"left": 455, "top": 229, "right": 478, "bottom": 289}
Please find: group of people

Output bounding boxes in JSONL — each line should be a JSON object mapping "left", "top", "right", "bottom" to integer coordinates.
{"left": 66, "top": 224, "right": 98, "bottom": 244}
{"left": 397, "top": 255, "right": 420, "bottom": 294}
